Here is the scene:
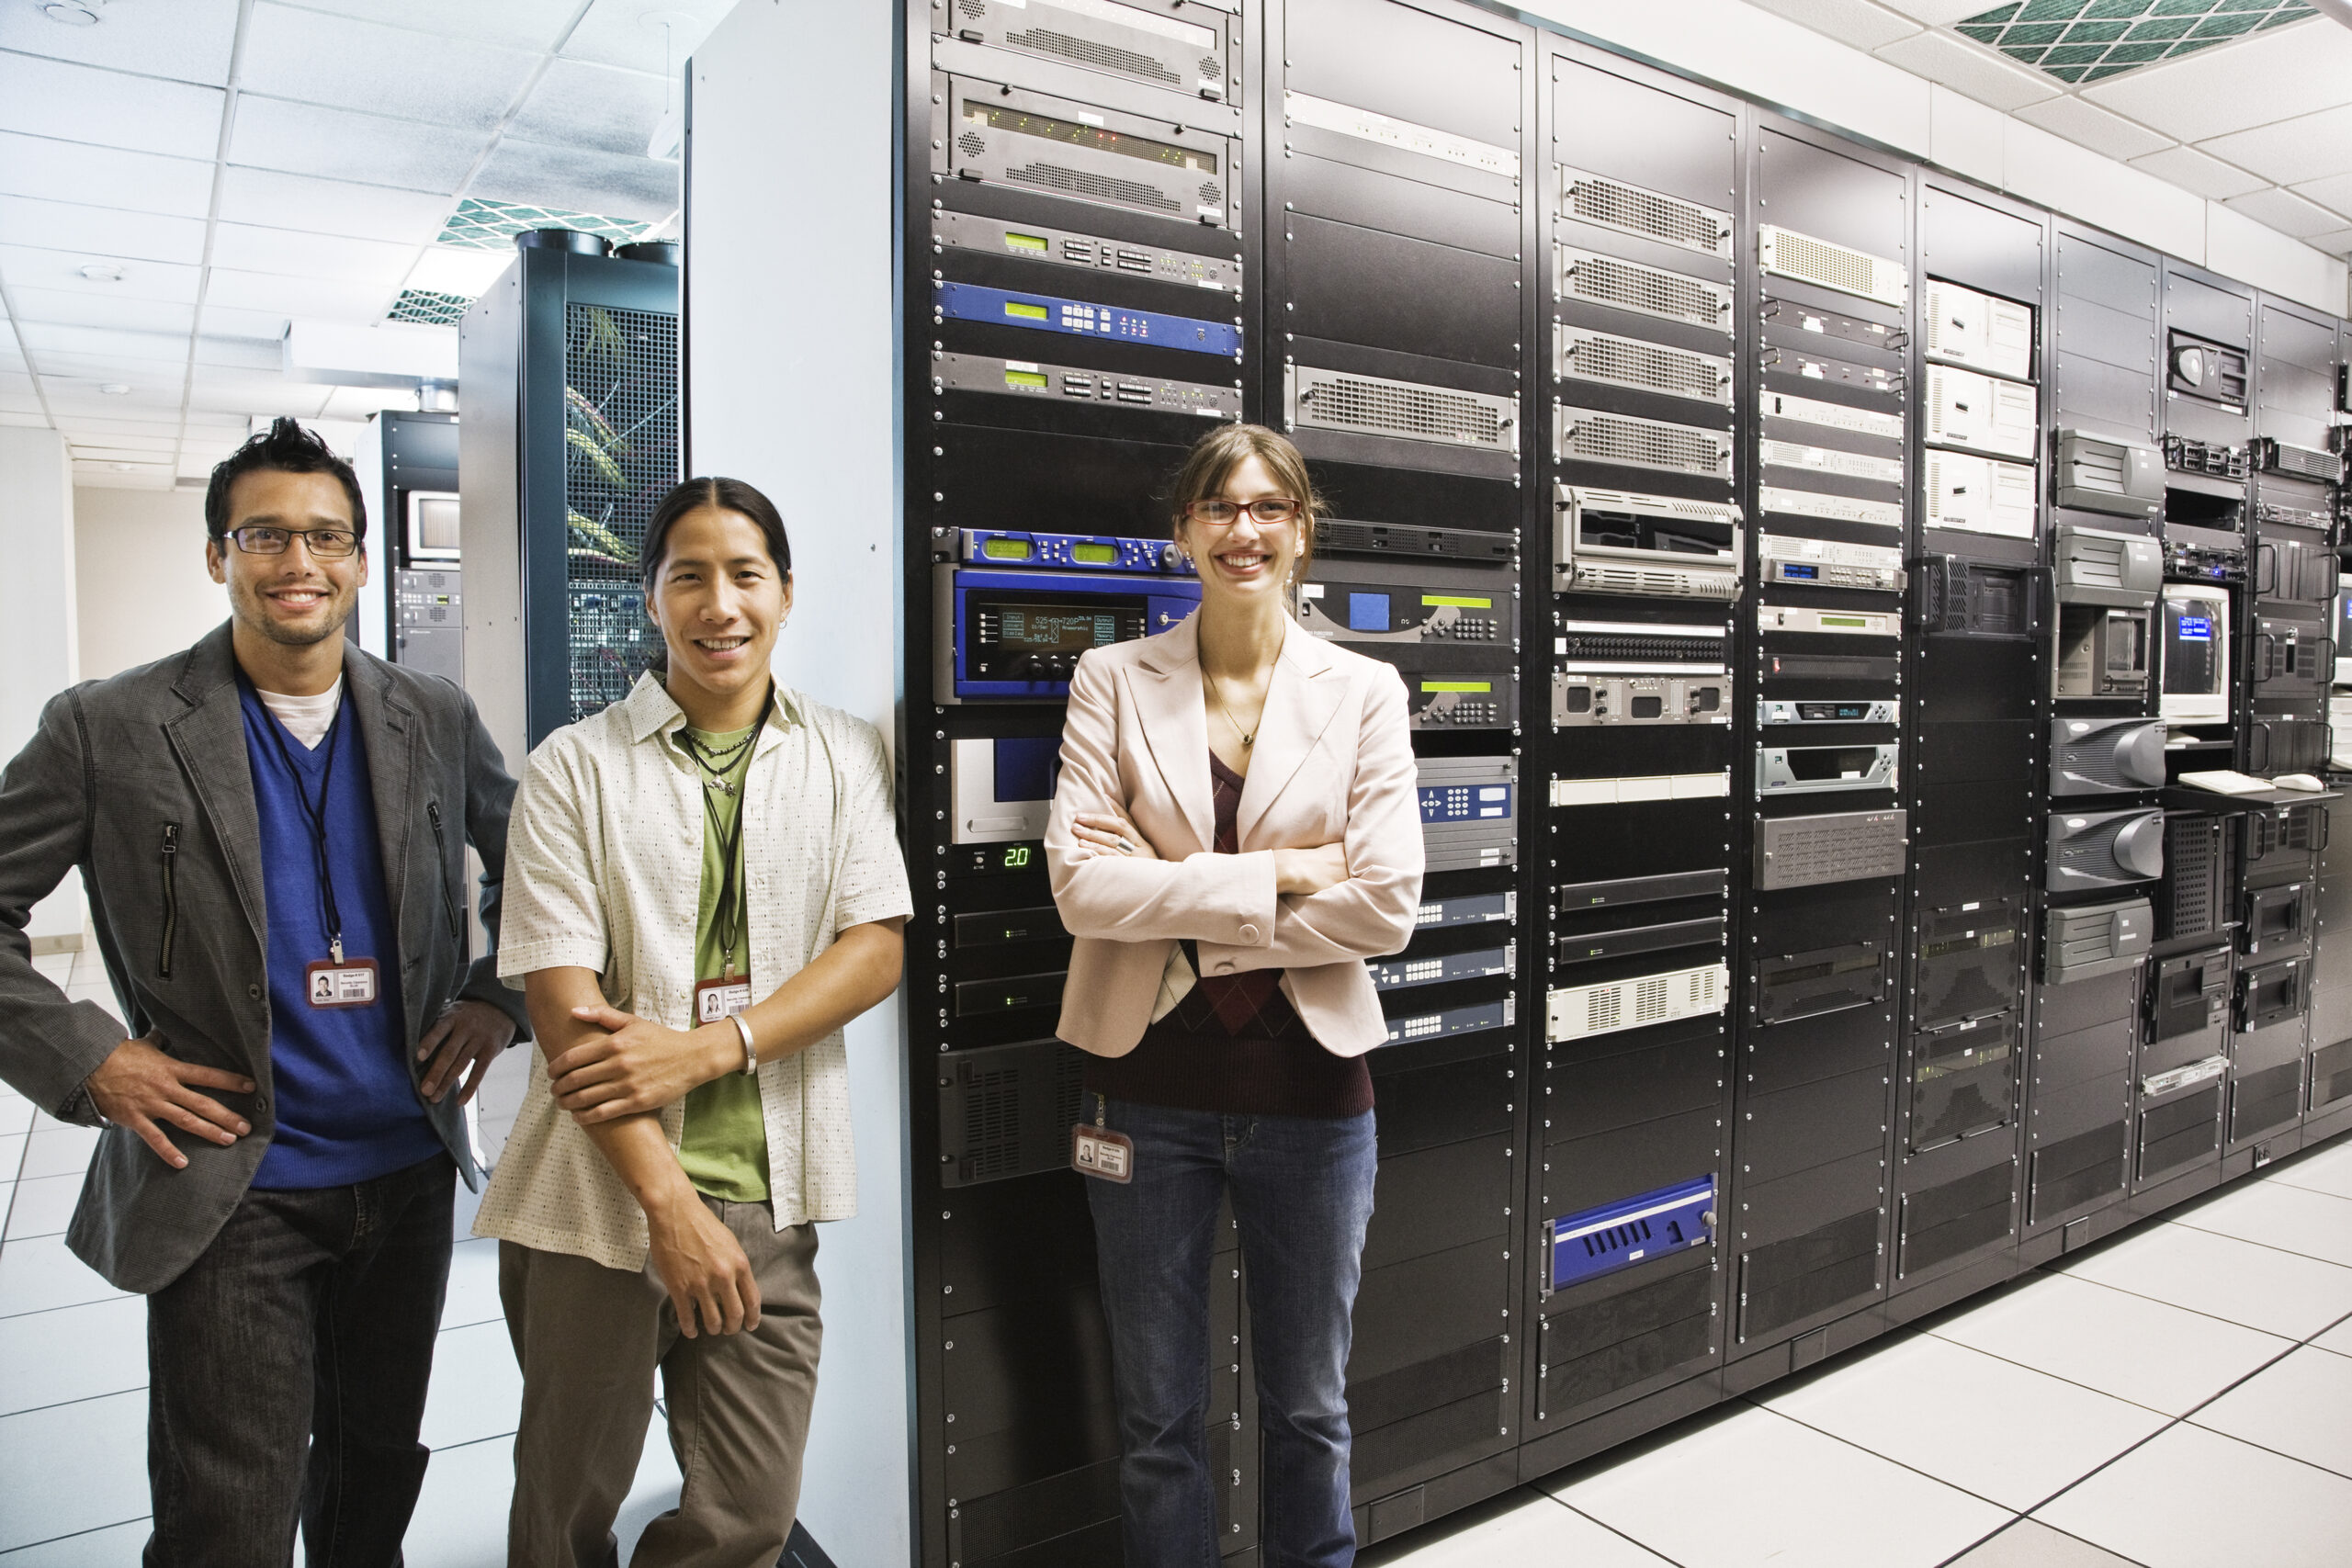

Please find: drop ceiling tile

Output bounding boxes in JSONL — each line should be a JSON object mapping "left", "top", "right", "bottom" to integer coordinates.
{"left": 70, "top": 435, "right": 180, "bottom": 457}
{"left": 1878, "top": 0, "right": 1995, "bottom": 20}
{"left": 0, "top": 132, "right": 214, "bottom": 219}
{"left": 208, "top": 222, "right": 418, "bottom": 287}
{"left": 0, "top": 0, "right": 240, "bottom": 86}
{"left": 292, "top": 0, "right": 582, "bottom": 51}
{"left": 0, "top": 52, "right": 226, "bottom": 157}
{"left": 0, "top": 395, "right": 47, "bottom": 417}
{"left": 0, "top": 196, "right": 206, "bottom": 265}
{"left": 18, "top": 321, "right": 189, "bottom": 362}
{"left": 560, "top": 0, "right": 734, "bottom": 72}
{"left": 2197, "top": 104, "right": 2352, "bottom": 186}
{"left": 51, "top": 416, "right": 189, "bottom": 440}
{"left": 403, "top": 245, "right": 515, "bottom": 298}
{"left": 2012, "top": 95, "right": 2174, "bottom": 163}
{"left": 2299, "top": 227, "right": 2352, "bottom": 257}
{"left": 75, "top": 462, "right": 177, "bottom": 489}
{"left": 198, "top": 304, "right": 292, "bottom": 341}
{"left": 2080, "top": 20, "right": 2352, "bottom": 145}
{"left": 2223, "top": 186, "right": 2349, "bottom": 241}
{"left": 0, "top": 371, "right": 34, "bottom": 397}
{"left": 45, "top": 384, "right": 185, "bottom": 415}
{"left": 507, "top": 59, "right": 673, "bottom": 158}
{"left": 2128, "top": 143, "right": 2271, "bottom": 201}
{"left": 1875, "top": 30, "right": 2061, "bottom": 111}
{"left": 0, "top": 243, "right": 200, "bottom": 302}
{"left": 227, "top": 98, "right": 482, "bottom": 196}
{"left": 194, "top": 336, "right": 280, "bottom": 371}
{"left": 1735, "top": 0, "right": 1925, "bottom": 51}
{"left": 201, "top": 267, "right": 394, "bottom": 321}
{"left": 217, "top": 168, "right": 454, "bottom": 246}
{"left": 242, "top": 4, "right": 538, "bottom": 134}
{"left": 7, "top": 288, "right": 196, "bottom": 336}
{"left": 2295, "top": 175, "right": 2352, "bottom": 222}
{"left": 469, "top": 138, "right": 681, "bottom": 224}
{"left": 187, "top": 376, "right": 327, "bottom": 419}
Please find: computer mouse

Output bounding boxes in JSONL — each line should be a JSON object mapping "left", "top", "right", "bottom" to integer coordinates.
{"left": 2271, "top": 773, "right": 2324, "bottom": 792}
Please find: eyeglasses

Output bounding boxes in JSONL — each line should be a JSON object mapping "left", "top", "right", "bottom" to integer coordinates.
{"left": 1183, "top": 498, "right": 1303, "bottom": 525}
{"left": 225, "top": 525, "right": 360, "bottom": 558}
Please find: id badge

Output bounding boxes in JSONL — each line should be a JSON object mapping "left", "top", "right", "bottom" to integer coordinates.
{"left": 695, "top": 976, "right": 753, "bottom": 1023}
{"left": 1071, "top": 1123, "right": 1135, "bottom": 1183}
{"left": 304, "top": 957, "right": 379, "bottom": 1009}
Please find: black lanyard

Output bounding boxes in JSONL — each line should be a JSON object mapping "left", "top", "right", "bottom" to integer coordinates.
{"left": 255, "top": 687, "right": 349, "bottom": 963}
{"left": 679, "top": 722, "right": 759, "bottom": 975}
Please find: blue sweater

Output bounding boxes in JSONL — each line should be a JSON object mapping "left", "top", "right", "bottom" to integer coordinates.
{"left": 240, "top": 683, "right": 442, "bottom": 1190}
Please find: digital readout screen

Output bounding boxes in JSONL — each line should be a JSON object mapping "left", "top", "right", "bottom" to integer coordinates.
{"left": 998, "top": 606, "right": 1121, "bottom": 652}
{"left": 2176, "top": 615, "right": 2211, "bottom": 640}
{"left": 1071, "top": 542, "right": 1118, "bottom": 565}
{"left": 967, "top": 102, "right": 1217, "bottom": 174}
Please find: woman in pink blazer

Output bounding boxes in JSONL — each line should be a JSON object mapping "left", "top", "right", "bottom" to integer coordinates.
{"left": 1046, "top": 423, "right": 1425, "bottom": 1567}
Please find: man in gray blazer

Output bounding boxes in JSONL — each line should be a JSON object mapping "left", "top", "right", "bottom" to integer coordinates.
{"left": 0, "top": 418, "right": 528, "bottom": 1566}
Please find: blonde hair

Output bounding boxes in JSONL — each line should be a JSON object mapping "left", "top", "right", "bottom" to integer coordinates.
{"left": 1166, "top": 423, "right": 1326, "bottom": 580}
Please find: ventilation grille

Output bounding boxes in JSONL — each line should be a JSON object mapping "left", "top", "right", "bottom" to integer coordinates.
{"left": 1565, "top": 562, "right": 1741, "bottom": 600}
{"left": 1560, "top": 166, "right": 1731, "bottom": 258}
{"left": 1007, "top": 160, "right": 1181, "bottom": 213}
{"left": 1760, "top": 224, "right": 1908, "bottom": 308}
{"left": 1289, "top": 365, "right": 1518, "bottom": 452}
{"left": 1759, "top": 438, "right": 1903, "bottom": 486}
{"left": 1005, "top": 26, "right": 1182, "bottom": 85}
{"left": 1558, "top": 247, "right": 1732, "bottom": 332}
{"left": 563, "top": 300, "right": 681, "bottom": 726}
{"left": 1555, "top": 405, "right": 1732, "bottom": 477}
{"left": 1547, "top": 962, "right": 1728, "bottom": 1041}
{"left": 1557, "top": 327, "right": 1732, "bottom": 404}
{"left": 2257, "top": 439, "right": 2344, "bottom": 484}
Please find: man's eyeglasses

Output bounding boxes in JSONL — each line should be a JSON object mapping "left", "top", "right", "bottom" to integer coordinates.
{"left": 224, "top": 525, "right": 361, "bottom": 558}
{"left": 1183, "top": 498, "right": 1303, "bottom": 525}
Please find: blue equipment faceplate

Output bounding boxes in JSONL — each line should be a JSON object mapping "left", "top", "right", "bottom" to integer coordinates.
{"left": 946, "top": 566, "right": 1201, "bottom": 702}
{"left": 1419, "top": 780, "right": 1515, "bottom": 825}
{"left": 955, "top": 529, "right": 1195, "bottom": 576}
{"left": 1549, "top": 1177, "right": 1714, "bottom": 1292}
{"left": 934, "top": 281, "right": 1242, "bottom": 359}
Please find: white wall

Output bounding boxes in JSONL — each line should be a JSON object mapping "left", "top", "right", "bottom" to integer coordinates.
{"left": 1522, "top": 0, "right": 2352, "bottom": 314}
{"left": 686, "top": 2, "right": 910, "bottom": 1562}
{"left": 1, "top": 427, "right": 85, "bottom": 943}
{"left": 72, "top": 486, "right": 228, "bottom": 685}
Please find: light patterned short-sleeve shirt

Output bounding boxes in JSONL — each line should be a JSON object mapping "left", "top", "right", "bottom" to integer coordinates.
{"left": 474, "top": 672, "right": 912, "bottom": 1270}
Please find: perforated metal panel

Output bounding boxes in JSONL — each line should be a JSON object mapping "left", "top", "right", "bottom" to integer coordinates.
{"left": 1286, "top": 364, "right": 1519, "bottom": 453}
{"left": 1557, "top": 326, "right": 1732, "bottom": 405}
{"left": 562, "top": 300, "right": 681, "bottom": 725}
{"left": 1555, "top": 405, "right": 1732, "bottom": 478}
{"left": 1759, "top": 224, "right": 1907, "bottom": 308}
{"left": 1558, "top": 166, "right": 1731, "bottom": 258}
{"left": 1556, "top": 246, "right": 1732, "bottom": 332}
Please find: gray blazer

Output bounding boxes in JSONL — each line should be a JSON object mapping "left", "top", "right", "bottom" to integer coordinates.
{"left": 0, "top": 622, "right": 530, "bottom": 1292}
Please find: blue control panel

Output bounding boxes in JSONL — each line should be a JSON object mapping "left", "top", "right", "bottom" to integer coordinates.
{"left": 1419, "top": 779, "right": 1515, "bottom": 825}
{"left": 953, "top": 529, "right": 1195, "bottom": 576}
{"left": 1549, "top": 1177, "right": 1715, "bottom": 1292}
{"left": 934, "top": 281, "right": 1243, "bottom": 359}
{"left": 938, "top": 565, "right": 1201, "bottom": 703}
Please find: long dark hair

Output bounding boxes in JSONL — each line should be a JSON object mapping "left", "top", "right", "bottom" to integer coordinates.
{"left": 639, "top": 476, "right": 793, "bottom": 591}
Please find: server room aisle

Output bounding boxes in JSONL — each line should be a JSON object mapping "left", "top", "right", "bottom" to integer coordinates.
{"left": 1365, "top": 1152, "right": 2352, "bottom": 1568}
{"left": 5, "top": 935, "right": 2350, "bottom": 1565}
{"left": 0, "top": 948, "right": 680, "bottom": 1565}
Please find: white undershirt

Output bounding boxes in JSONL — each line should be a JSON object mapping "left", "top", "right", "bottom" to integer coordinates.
{"left": 254, "top": 678, "right": 345, "bottom": 750}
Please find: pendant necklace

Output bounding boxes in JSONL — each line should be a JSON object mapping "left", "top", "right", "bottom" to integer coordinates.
{"left": 1202, "top": 665, "right": 1257, "bottom": 750}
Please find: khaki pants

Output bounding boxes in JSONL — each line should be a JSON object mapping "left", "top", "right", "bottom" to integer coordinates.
{"left": 499, "top": 1201, "right": 822, "bottom": 1568}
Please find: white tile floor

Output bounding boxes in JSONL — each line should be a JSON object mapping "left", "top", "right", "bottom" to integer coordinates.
{"left": 6, "top": 942, "right": 2352, "bottom": 1566}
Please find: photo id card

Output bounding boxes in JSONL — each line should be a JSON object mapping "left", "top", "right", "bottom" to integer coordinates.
{"left": 695, "top": 976, "right": 754, "bottom": 1023}
{"left": 1071, "top": 1123, "right": 1135, "bottom": 1183}
{"left": 304, "top": 957, "right": 379, "bottom": 1009}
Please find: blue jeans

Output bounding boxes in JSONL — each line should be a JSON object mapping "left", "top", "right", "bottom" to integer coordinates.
{"left": 1087, "top": 1100, "right": 1378, "bottom": 1568}
{"left": 143, "top": 1153, "right": 454, "bottom": 1568}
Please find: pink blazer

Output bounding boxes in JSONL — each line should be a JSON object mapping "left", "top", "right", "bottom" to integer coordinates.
{"left": 1046, "top": 615, "right": 1426, "bottom": 1058}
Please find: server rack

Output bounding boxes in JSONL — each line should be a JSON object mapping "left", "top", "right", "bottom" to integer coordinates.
{"left": 880, "top": 1, "right": 2351, "bottom": 1561}
{"left": 459, "top": 235, "right": 682, "bottom": 757}
{"left": 380, "top": 410, "right": 464, "bottom": 685}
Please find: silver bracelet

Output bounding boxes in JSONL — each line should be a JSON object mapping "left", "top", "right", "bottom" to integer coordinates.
{"left": 730, "top": 1011, "right": 758, "bottom": 1076}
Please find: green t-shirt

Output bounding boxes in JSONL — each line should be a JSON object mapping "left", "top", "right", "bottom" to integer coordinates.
{"left": 674, "top": 718, "right": 771, "bottom": 1203}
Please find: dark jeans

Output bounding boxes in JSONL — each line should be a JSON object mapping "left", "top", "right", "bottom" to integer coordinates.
{"left": 1087, "top": 1100, "right": 1378, "bottom": 1568}
{"left": 143, "top": 1152, "right": 456, "bottom": 1568}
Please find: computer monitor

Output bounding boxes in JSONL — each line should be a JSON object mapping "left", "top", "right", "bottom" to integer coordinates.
{"left": 405, "top": 491, "right": 460, "bottom": 563}
{"left": 2160, "top": 584, "right": 2230, "bottom": 727}
{"left": 2335, "top": 572, "right": 2352, "bottom": 686}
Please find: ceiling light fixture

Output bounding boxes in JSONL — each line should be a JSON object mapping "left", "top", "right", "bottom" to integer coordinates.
{"left": 98, "top": 383, "right": 130, "bottom": 396}
{"left": 77, "top": 264, "right": 123, "bottom": 283}
{"left": 41, "top": 2, "right": 103, "bottom": 25}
